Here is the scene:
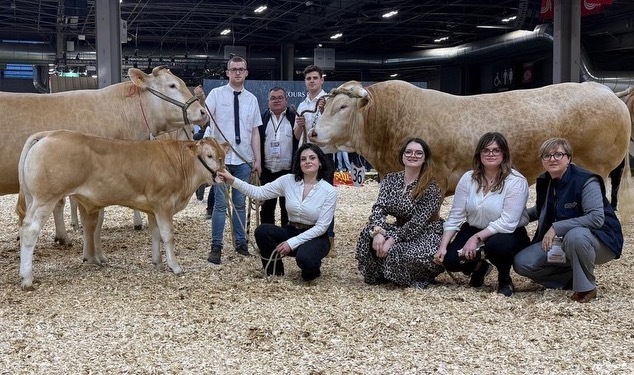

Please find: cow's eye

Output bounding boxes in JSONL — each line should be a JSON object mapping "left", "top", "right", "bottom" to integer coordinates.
{"left": 169, "top": 84, "right": 177, "bottom": 89}
{"left": 340, "top": 104, "right": 348, "bottom": 110}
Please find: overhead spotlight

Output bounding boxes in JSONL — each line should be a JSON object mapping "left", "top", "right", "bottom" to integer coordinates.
{"left": 390, "top": 73, "right": 398, "bottom": 77}
{"left": 382, "top": 10, "right": 398, "bottom": 18}
{"left": 220, "top": 29, "right": 231, "bottom": 35}
{"left": 254, "top": 5, "right": 267, "bottom": 13}
{"left": 501, "top": 15, "right": 517, "bottom": 23}
{"left": 330, "top": 33, "right": 342, "bottom": 40}
{"left": 434, "top": 36, "right": 449, "bottom": 43}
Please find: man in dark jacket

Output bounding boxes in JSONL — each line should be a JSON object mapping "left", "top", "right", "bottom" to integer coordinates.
{"left": 258, "top": 87, "right": 298, "bottom": 226}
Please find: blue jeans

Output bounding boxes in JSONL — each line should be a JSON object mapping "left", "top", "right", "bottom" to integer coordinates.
{"left": 212, "top": 163, "right": 252, "bottom": 247}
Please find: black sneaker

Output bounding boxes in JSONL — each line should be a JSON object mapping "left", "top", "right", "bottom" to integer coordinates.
{"left": 469, "top": 260, "right": 490, "bottom": 287}
{"left": 208, "top": 245, "right": 222, "bottom": 264}
{"left": 497, "top": 278, "right": 514, "bottom": 297}
{"left": 205, "top": 210, "right": 212, "bottom": 220}
{"left": 235, "top": 243, "right": 251, "bottom": 257}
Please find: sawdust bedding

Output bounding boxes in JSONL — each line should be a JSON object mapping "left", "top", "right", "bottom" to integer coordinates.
{"left": 0, "top": 181, "right": 632, "bottom": 374}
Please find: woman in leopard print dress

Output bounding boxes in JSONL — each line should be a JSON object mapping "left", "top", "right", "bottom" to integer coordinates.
{"left": 356, "top": 137, "right": 444, "bottom": 288}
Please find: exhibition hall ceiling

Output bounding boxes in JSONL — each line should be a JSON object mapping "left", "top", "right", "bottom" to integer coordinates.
{"left": 1, "top": 1, "right": 633, "bottom": 81}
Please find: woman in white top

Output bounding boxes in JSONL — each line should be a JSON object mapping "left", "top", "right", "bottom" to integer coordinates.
{"left": 434, "top": 132, "right": 530, "bottom": 297}
{"left": 218, "top": 143, "right": 337, "bottom": 281}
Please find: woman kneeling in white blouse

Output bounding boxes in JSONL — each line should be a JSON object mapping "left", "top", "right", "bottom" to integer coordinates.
{"left": 218, "top": 143, "right": 337, "bottom": 281}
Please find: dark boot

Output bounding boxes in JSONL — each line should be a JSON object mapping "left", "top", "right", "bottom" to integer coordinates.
{"left": 208, "top": 245, "right": 222, "bottom": 264}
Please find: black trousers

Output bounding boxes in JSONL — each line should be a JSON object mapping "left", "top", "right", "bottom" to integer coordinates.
{"left": 255, "top": 223, "right": 330, "bottom": 278}
{"left": 259, "top": 168, "right": 291, "bottom": 226}
{"left": 442, "top": 223, "right": 530, "bottom": 281}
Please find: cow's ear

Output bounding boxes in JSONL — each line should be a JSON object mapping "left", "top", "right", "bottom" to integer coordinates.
{"left": 359, "top": 96, "right": 370, "bottom": 109}
{"left": 128, "top": 68, "right": 148, "bottom": 87}
{"left": 220, "top": 142, "right": 231, "bottom": 153}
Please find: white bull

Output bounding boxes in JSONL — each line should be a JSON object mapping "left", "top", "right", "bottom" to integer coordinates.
{"left": 311, "top": 80, "right": 633, "bottom": 203}
{"left": 0, "top": 66, "right": 208, "bottom": 244}
{"left": 17, "top": 130, "right": 227, "bottom": 290}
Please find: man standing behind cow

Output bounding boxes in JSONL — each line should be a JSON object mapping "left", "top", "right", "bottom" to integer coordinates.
{"left": 294, "top": 65, "right": 336, "bottom": 252}
{"left": 204, "top": 56, "right": 262, "bottom": 264}
{"left": 259, "top": 87, "right": 298, "bottom": 226}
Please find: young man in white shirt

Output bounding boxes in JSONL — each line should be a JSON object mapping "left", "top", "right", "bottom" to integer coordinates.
{"left": 204, "top": 56, "right": 262, "bottom": 264}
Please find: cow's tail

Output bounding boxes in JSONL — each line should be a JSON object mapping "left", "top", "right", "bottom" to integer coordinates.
{"left": 616, "top": 88, "right": 634, "bottom": 223}
{"left": 16, "top": 133, "right": 43, "bottom": 226}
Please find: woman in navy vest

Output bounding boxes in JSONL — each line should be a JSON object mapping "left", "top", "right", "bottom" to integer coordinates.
{"left": 514, "top": 138, "right": 623, "bottom": 303}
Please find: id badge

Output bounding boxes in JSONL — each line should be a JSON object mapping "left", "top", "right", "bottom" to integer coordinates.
{"left": 270, "top": 141, "right": 281, "bottom": 158}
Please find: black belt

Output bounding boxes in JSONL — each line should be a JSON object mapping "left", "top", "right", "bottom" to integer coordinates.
{"left": 288, "top": 221, "right": 314, "bottom": 230}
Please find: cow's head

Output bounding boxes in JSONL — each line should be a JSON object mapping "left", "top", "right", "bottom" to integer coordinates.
{"left": 193, "top": 137, "right": 230, "bottom": 184}
{"left": 129, "top": 66, "right": 209, "bottom": 133}
{"left": 310, "top": 81, "right": 370, "bottom": 152}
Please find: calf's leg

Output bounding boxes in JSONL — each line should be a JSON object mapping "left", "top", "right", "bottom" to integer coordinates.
{"left": 147, "top": 214, "right": 164, "bottom": 271}
{"left": 79, "top": 207, "right": 103, "bottom": 265}
{"left": 20, "top": 201, "right": 57, "bottom": 290}
{"left": 156, "top": 214, "right": 182, "bottom": 275}
{"left": 53, "top": 198, "right": 71, "bottom": 245}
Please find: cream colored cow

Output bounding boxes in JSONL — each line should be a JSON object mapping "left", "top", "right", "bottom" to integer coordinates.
{"left": 311, "top": 80, "right": 632, "bottom": 198}
{"left": 17, "top": 130, "right": 228, "bottom": 290}
{"left": 0, "top": 66, "right": 208, "bottom": 244}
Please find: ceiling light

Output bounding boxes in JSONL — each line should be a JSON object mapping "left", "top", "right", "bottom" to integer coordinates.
{"left": 382, "top": 10, "right": 398, "bottom": 18}
{"left": 390, "top": 73, "right": 398, "bottom": 77}
{"left": 501, "top": 15, "right": 517, "bottom": 23}
{"left": 254, "top": 5, "right": 267, "bottom": 13}
{"left": 220, "top": 29, "right": 231, "bottom": 35}
{"left": 330, "top": 33, "right": 342, "bottom": 40}
{"left": 434, "top": 36, "right": 449, "bottom": 43}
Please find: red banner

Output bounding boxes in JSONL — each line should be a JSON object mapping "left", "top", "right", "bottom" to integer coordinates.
{"left": 540, "top": 0, "right": 613, "bottom": 20}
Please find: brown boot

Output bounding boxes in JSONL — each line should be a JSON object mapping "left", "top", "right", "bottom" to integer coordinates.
{"left": 327, "top": 236, "right": 336, "bottom": 258}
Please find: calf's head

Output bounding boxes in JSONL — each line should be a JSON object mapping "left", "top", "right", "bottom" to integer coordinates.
{"left": 193, "top": 138, "right": 230, "bottom": 184}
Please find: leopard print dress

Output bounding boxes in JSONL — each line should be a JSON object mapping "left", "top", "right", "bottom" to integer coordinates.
{"left": 356, "top": 171, "right": 444, "bottom": 287}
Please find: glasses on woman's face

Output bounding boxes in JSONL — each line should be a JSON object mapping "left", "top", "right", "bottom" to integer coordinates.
{"left": 403, "top": 149, "right": 424, "bottom": 158}
{"left": 541, "top": 152, "right": 568, "bottom": 161}
{"left": 480, "top": 148, "right": 502, "bottom": 156}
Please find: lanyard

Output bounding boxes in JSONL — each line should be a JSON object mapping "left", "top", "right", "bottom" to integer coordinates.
{"left": 270, "top": 112, "right": 285, "bottom": 139}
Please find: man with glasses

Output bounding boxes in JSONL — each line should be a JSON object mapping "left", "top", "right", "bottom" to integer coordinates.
{"left": 258, "top": 87, "right": 298, "bottom": 226}
{"left": 203, "top": 55, "right": 262, "bottom": 264}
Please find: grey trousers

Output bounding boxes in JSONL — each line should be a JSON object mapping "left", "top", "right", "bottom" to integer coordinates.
{"left": 513, "top": 227, "right": 616, "bottom": 293}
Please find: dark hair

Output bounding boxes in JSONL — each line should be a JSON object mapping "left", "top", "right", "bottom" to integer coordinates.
{"left": 303, "top": 65, "right": 323, "bottom": 77}
{"left": 399, "top": 137, "right": 437, "bottom": 200}
{"left": 226, "top": 55, "right": 247, "bottom": 70}
{"left": 268, "top": 86, "right": 287, "bottom": 97}
{"left": 292, "top": 143, "right": 332, "bottom": 181}
{"left": 472, "top": 132, "right": 513, "bottom": 193}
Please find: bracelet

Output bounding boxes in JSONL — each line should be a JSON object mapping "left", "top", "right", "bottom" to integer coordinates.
{"left": 370, "top": 227, "right": 386, "bottom": 238}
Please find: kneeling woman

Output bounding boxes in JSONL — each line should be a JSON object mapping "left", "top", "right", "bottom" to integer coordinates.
{"left": 513, "top": 138, "right": 623, "bottom": 303}
{"left": 218, "top": 143, "right": 336, "bottom": 281}
{"left": 356, "top": 137, "right": 444, "bottom": 288}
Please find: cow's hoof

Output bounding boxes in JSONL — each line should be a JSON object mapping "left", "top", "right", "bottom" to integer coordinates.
{"left": 153, "top": 262, "right": 165, "bottom": 271}
{"left": 134, "top": 225, "right": 143, "bottom": 231}
{"left": 83, "top": 257, "right": 104, "bottom": 266}
{"left": 21, "top": 280, "right": 35, "bottom": 291}
{"left": 54, "top": 237, "right": 73, "bottom": 247}
{"left": 170, "top": 265, "right": 184, "bottom": 275}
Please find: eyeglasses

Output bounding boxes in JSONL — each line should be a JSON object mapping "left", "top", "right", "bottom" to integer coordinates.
{"left": 541, "top": 152, "right": 568, "bottom": 161}
{"left": 227, "top": 68, "right": 247, "bottom": 73}
{"left": 269, "top": 96, "right": 286, "bottom": 101}
{"left": 480, "top": 148, "right": 502, "bottom": 156}
{"left": 403, "top": 150, "right": 425, "bottom": 158}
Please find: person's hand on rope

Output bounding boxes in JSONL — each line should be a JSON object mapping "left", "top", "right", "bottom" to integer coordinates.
{"left": 217, "top": 169, "right": 235, "bottom": 185}
{"left": 275, "top": 241, "right": 292, "bottom": 256}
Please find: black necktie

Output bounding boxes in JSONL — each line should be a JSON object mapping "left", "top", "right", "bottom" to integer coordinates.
{"left": 233, "top": 91, "right": 241, "bottom": 144}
